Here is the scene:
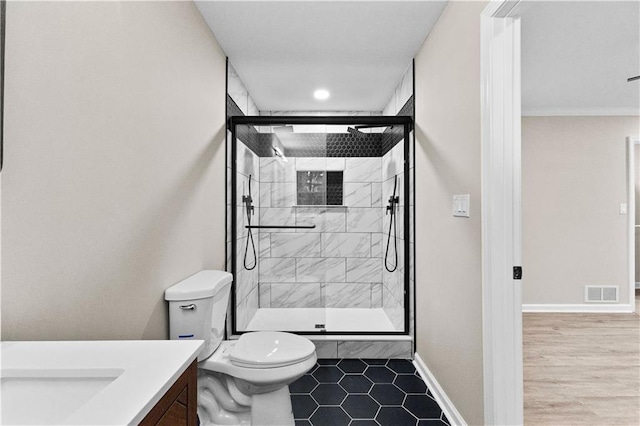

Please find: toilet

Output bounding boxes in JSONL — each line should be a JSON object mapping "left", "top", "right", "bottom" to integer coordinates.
{"left": 164, "top": 270, "right": 317, "bottom": 426}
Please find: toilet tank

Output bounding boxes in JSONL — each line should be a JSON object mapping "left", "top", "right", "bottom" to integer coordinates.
{"left": 164, "top": 270, "right": 233, "bottom": 361}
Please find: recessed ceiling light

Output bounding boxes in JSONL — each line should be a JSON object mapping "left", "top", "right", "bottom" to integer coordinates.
{"left": 314, "top": 89, "right": 330, "bottom": 100}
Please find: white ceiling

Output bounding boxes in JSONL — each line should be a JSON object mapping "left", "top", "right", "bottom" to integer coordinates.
{"left": 196, "top": 1, "right": 639, "bottom": 115}
{"left": 521, "top": 1, "right": 640, "bottom": 115}
{"left": 196, "top": 0, "right": 447, "bottom": 111}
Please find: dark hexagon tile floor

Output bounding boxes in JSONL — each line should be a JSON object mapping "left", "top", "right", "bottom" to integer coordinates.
{"left": 291, "top": 359, "right": 450, "bottom": 426}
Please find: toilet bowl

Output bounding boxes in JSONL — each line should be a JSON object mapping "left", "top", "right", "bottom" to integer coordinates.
{"left": 165, "top": 270, "right": 317, "bottom": 426}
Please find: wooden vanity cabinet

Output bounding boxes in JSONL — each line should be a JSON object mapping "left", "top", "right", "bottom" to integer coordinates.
{"left": 140, "top": 360, "right": 198, "bottom": 425}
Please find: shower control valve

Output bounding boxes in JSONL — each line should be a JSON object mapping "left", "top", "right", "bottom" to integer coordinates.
{"left": 242, "top": 195, "right": 254, "bottom": 214}
{"left": 386, "top": 196, "right": 399, "bottom": 215}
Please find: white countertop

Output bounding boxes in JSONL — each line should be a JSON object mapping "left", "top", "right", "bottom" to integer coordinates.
{"left": 1, "top": 340, "right": 203, "bottom": 425}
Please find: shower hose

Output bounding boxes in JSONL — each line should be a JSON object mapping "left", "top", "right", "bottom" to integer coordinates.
{"left": 243, "top": 175, "right": 257, "bottom": 270}
{"left": 385, "top": 175, "right": 399, "bottom": 272}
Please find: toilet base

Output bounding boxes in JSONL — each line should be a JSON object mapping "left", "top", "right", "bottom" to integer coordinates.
{"left": 250, "top": 386, "right": 294, "bottom": 426}
{"left": 196, "top": 369, "right": 294, "bottom": 426}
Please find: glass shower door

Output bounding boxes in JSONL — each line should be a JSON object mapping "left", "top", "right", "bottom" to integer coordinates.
{"left": 230, "top": 118, "right": 410, "bottom": 335}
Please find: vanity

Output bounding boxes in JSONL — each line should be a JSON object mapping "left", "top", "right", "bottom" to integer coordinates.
{"left": 1, "top": 340, "right": 203, "bottom": 425}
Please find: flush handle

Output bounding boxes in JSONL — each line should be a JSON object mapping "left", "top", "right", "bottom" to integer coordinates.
{"left": 179, "top": 304, "right": 197, "bottom": 311}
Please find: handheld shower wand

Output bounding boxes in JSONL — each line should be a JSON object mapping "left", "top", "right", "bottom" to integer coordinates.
{"left": 385, "top": 175, "right": 400, "bottom": 272}
{"left": 242, "top": 175, "right": 257, "bottom": 270}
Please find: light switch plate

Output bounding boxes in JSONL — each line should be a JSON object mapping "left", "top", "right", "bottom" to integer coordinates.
{"left": 620, "top": 203, "right": 628, "bottom": 215}
{"left": 453, "top": 194, "right": 470, "bottom": 217}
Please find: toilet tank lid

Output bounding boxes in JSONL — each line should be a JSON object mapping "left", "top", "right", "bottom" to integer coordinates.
{"left": 164, "top": 270, "right": 233, "bottom": 301}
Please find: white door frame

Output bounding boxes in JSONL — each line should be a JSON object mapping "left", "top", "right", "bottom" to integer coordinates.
{"left": 480, "top": 1, "right": 524, "bottom": 424}
{"left": 628, "top": 137, "right": 640, "bottom": 304}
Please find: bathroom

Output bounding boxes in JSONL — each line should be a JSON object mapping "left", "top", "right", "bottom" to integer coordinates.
{"left": 2, "top": 1, "right": 487, "bottom": 425}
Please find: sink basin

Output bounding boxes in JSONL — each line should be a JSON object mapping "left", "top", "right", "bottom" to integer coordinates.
{"left": 1, "top": 340, "right": 203, "bottom": 425}
{"left": 1, "top": 369, "right": 123, "bottom": 425}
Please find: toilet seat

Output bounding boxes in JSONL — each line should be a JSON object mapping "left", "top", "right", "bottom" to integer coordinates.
{"left": 230, "top": 331, "right": 316, "bottom": 369}
{"left": 199, "top": 341, "right": 318, "bottom": 387}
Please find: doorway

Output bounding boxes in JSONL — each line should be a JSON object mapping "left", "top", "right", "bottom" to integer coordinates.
{"left": 629, "top": 137, "right": 640, "bottom": 296}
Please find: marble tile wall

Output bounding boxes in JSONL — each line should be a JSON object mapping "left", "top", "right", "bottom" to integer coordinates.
{"left": 380, "top": 61, "right": 415, "bottom": 335}
{"left": 228, "top": 63, "right": 259, "bottom": 117}
{"left": 381, "top": 141, "right": 406, "bottom": 331}
{"left": 233, "top": 140, "right": 261, "bottom": 331}
{"left": 383, "top": 62, "right": 413, "bottom": 117}
{"left": 309, "top": 340, "right": 413, "bottom": 359}
{"left": 258, "top": 156, "right": 384, "bottom": 311}
{"left": 227, "top": 61, "right": 263, "bottom": 332}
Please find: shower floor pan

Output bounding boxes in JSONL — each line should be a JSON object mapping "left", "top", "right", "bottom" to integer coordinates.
{"left": 245, "top": 308, "right": 397, "bottom": 333}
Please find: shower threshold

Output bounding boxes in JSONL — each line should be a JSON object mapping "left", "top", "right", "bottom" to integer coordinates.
{"left": 245, "top": 308, "right": 397, "bottom": 333}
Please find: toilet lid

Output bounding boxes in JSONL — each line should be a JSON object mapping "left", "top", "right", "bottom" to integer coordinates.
{"left": 230, "top": 332, "right": 315, "bottom": 369}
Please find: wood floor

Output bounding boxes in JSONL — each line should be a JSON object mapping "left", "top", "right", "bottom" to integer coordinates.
{"left": 523, "top": 290, "right": 640, "bottom": 425}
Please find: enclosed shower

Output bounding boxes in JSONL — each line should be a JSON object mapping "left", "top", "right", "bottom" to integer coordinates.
{"left": 229, "top": 116, "right": 412, "bottom": 336}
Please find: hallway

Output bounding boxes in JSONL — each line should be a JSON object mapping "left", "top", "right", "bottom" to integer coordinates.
{"left": 523, "top": 290, "right": 640, "bottom": 425}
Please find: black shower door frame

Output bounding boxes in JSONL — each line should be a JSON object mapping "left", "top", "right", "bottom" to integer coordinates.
{"left": 229, "top": 115, "right": 413, "bottom": 336}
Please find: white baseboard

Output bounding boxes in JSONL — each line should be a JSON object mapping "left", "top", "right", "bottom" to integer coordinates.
{"left": 522, "top": 303, "right": 634, "bottom": 313}
{"left": 413, "top": 353, "right": 466, "bottom": 426}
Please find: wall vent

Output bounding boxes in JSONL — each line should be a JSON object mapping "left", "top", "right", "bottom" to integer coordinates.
{"left": 584, "top": 286, "right": 619, "bottom": 303}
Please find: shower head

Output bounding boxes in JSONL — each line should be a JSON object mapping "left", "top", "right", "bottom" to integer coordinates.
{"left": 273, "top": 146, "right": 288, "bottom": 162}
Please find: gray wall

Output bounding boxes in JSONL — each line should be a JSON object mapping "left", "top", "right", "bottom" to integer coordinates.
{"left": 414, "top": 2, "right": 487, "bottom": 424}
{"left": 522, "top": 115, "right": 640, "bottom": 306}
{"left": 1, "top": 1, "right": 227, "bottom": 340}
